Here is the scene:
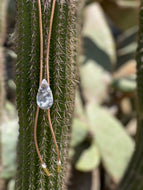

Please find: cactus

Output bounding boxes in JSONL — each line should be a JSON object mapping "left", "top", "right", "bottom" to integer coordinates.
{"left": 15, "top": 0, "right": 80, "bottom": 189}
{"left": 117, "top": 2, "right": 143, "bottom": 190}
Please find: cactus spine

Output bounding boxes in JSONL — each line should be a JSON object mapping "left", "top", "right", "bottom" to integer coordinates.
{"left": 15, "top": 0, "right": 80, "bottom": 189}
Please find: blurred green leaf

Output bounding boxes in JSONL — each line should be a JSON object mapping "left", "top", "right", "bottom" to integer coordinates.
{"left": 71, "top": 118, "right": 88, "bottom": 147}
{"left": 83, "top": 3, "right": 116, "bottom": 70}
{"left": 117, "top": 27, "right": 137, "bottom": 67}
{"left": 117, "top": 42, "right": 137, "bottom": 57}
{"left": 8, "top": 179, "right": 15, "bottom": 190}
{"left": 117, "top": 26, "right": 137, "bottom": 48}
{"left": 71, "top": 91, "right": 89, "bottom": 147}
{"left": 75, "top": 143, "right": 100, "bottom": 172}
{"left": 80, "top": 60, "right": 111, "bottom": 104}
{"left": 74, "top": 90, "right": 84, "bottom": 117}
{"left": 116, "top": 0, "right": 139, "bottom": 8}
{"left": 86, "top": 104, "right": 134, "bottom": 182}
{"left": 5, "top": 101, "right": 17, "bottom": 119}
{"left": 112, "top": 75, "right": 136, "bottom": 93}
{"left": 1, "top": 118, "right": 18, "bottom": 179}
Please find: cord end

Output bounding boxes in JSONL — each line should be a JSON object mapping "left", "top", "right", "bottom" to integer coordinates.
{"left": 42, "top": 163, "right": 50, "bottom": 176}
{"left": 57, "top": 160, "right": 61, "bottom": 173}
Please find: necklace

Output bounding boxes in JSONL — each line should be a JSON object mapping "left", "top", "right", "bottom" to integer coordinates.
{"left": 34, "top": 0, "right": 61, "bottom": 177}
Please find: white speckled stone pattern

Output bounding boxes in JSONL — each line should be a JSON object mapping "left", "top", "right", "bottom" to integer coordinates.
{"left": 36, "top": 79, "right": 53, "bottom": 110}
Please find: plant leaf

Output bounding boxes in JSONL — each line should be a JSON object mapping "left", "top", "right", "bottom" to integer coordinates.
{"left": 83, "top": 3, "right": 116, "bottom": 70}
{"left": 112, "top": 75, "right": 136, "bottom": 93}
{"left": 86, "top": 104, "right": 134, "bottom": 182}
{"left": 71, "top": 118, "right": 88, "bottom": 147}
{"left": 1, "top": 118, "right": 18, "bottom": 179}
{"left": 80, "top": 60, "right": 111, "bottom": 104}
{"left": 75, "top": 143, "right": 100, "bottom": 172}
{"left": 8, "top": 179, "right": 15, "bottom": 190}
{"left": 71, "top": 91, "right": 89, "bottom": 147}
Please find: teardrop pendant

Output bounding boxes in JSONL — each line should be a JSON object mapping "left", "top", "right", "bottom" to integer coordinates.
{"left": 36, "top": 79, "right": 53, "bottom": 110}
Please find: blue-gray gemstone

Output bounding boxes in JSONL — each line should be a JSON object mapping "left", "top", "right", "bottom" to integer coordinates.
{"left": 36, "top": 79, "right": 53, "bottom": 110}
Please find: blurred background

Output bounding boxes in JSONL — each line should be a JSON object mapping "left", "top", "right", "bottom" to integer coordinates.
{"left": 0, "top": 0, "right": 139, "bottom": 189}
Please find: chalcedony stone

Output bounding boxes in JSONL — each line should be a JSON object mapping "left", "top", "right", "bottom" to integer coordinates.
{"left": 36, "top": 79, "right": 53, "bottom": 110}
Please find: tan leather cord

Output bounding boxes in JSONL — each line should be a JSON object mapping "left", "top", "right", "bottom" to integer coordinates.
{"left": 34, "top": 0, "right": 60, "bottom": 176}
{"left": 46, "top": 0, "right": 56, "bottom": 85}
{"left": 46, "top": 0, "right": 61, "bottom": 169}
{"left": 34, "top": 0, "right": 50, "bottom": 176}
{"left": 34, "top": 0, "right": 44, "bottom": 164}
{"left": 34, "top": 106, "right": 42, "bottom": 162}
{"left": 47, "top": 109, "right": 60, "bottom": 162}
{"left": 38, "top": 0, "right": 43, "bottom": 85}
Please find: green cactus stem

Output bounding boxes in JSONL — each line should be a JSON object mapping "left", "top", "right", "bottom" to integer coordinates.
{"left": 15, "top": 0, "right": 80, "bottom": 189}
